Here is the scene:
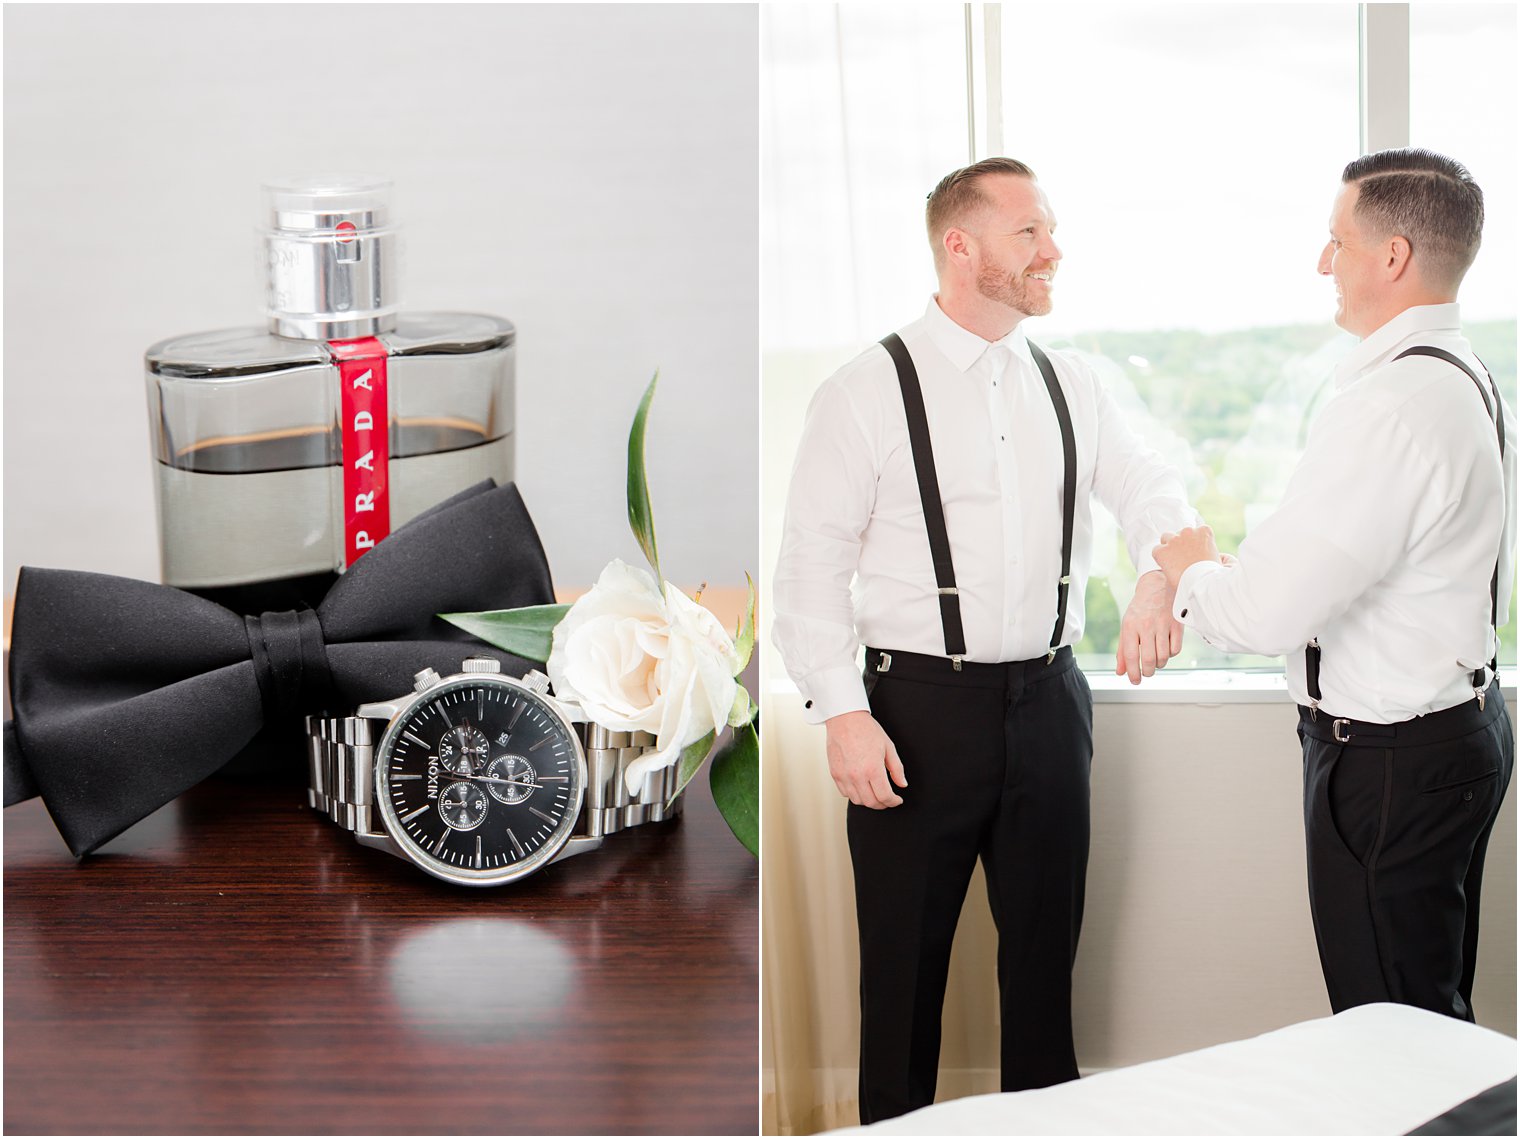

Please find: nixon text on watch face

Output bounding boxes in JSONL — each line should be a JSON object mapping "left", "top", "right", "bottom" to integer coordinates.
{"left": 376, "top": 677, "right": 584, "bottom": 885}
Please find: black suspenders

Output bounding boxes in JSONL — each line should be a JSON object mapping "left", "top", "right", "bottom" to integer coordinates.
{"left": 881, "top": 334, "right": 968, "bottom": 662}
{"left": 880, "top": 332, "right": 1077, "bottom": 668}
{"left": 1034, "top": 342, "right": 1079, "bottom": 659}
{"left": 1305, "top": 345, "right": 1505, "bottom": 714}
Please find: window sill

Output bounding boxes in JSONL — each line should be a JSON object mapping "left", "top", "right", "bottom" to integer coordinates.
{"left": 766, "top": 670, "right": 1518, "bottom": 707}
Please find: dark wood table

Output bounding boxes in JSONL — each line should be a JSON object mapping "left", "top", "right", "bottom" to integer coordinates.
{"left": 5, "top": 771, "right": 758, "bottom": 1135}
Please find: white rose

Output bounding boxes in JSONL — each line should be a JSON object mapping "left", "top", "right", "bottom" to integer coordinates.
{"left": 547, "top": 559, "right": 740, "bottom": 792}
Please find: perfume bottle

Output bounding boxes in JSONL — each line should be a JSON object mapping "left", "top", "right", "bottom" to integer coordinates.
{"left": 146, "top": 176, "right": 516, "bottom": 616}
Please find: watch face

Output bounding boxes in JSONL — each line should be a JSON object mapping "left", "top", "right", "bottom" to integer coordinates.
{"left": 375, "top": 676, "right": 585, "bottom": 886}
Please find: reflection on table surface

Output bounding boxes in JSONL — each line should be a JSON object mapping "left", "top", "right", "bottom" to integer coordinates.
{"left": 4, "top": 773, "right": 758, "bottom": 1136}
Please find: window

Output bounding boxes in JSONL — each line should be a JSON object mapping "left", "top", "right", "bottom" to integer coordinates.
{"left": 990, "top": 3, "right": 1363, "bottom": 669}
{"left": 763, "top": 3, "right": 1518, "bottom": 680}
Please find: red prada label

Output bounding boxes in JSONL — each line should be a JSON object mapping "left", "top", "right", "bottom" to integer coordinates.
{"left": 328, "top": 337, "right": 391, "bottom": 567}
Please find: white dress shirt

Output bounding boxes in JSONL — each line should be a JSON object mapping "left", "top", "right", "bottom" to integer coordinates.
{"left": 1175, "top": 303, "right": 1517, "bottom": 723}
{"left": 773, "top": 297, "right": 1197, "bottom": 723}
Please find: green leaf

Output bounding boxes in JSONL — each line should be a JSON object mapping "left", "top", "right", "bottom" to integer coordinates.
{"left": 710, "top": 716, "right": 758, "bottom": 856}
{"left": 733, "top": 572, "right": 756, "bottom": 672}
{"left": 628, "top": 371, "right": 661, "bottom": 578}
{"left": 439, "top": 604, "right": 572, "bottom": 663}
{"left": 727, "top": 684, "right": 752, "bottom": 729}
{"left": 671, "top": 729, "right": 716, "bottom": 802}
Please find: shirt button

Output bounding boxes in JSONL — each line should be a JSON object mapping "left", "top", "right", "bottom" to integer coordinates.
{"left": 1463, "top": 790, "right": 1474, "bottom": 802}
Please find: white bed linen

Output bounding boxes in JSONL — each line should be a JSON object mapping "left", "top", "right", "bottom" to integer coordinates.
{"left": 835, "top": 1004, "right": 1517, "bottom": 1136}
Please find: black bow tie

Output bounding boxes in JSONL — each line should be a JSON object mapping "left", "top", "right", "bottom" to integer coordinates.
{"left": 4, "top": 481, "right": 554, "bottom": 858}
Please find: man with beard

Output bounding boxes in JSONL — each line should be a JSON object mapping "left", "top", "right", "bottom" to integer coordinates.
{"left": 772, "top": 157, "right": 1198, "bottom": 1123}
{"left": 1154, "top": 148, "right": 1515, "bottom": 1024}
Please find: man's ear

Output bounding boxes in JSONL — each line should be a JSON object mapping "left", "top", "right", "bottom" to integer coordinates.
{"left": 942, "top": 225, "right": 973, "bottom": 267}
{"left": 1386, "top": 234, "right": 1414, "bottom": 281}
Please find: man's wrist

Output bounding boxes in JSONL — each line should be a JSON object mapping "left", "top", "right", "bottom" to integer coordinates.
{"left": 825, "top": 709, "right": 872, "bottom": 731}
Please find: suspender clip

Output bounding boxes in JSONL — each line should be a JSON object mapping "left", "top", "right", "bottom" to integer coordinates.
{"left": 937, "top": 587, "right": 959, "bottom": 596}
{"left": 1046, "top": 648, "right": 1057, "bottom": 665}
{"left": 1059, "top": 576, "right": 1071, "bottom": 585}
{"left": 1308, "top": 699, "right": 1318, "bottom": 721}
{"left": 951, "top": 656, "right": 963, "bottom": 672}
{"left": 1476, "top": 686, "right": 1487, "bottom": 712}
{"left": 877, "top": 652, "right": 892, "bottom": 674}
{"left": 1332, "top": 718, "right": 1352, "bottom": 743}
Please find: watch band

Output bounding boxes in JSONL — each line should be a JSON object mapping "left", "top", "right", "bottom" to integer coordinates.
{"left": 579, "top": 723, "right": 683, "bottom": 838}
{"left": 306, "top": 714, "right": 379, "bottom": 836}
{"left": 304, "top": 715, "right": 681, "bottom": 842}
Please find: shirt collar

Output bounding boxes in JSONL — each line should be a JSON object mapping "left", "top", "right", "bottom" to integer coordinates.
{"left": 923, "top": 296, "right": 1029, "bottom": 374}
{"left": 1334, "top": 303, "right": 1463, "bottom": 387}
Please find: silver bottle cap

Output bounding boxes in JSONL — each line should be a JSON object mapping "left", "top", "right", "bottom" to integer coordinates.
{"left": 262, "top": 174, "right": 400, "bottom": 341}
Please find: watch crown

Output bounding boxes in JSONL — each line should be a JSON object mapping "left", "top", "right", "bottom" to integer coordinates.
{"left": 524, "top": 670, "right": 551, "bottom": 696}
{"left": 412, "top": 668, "right": 442, "bottom": 693}
{"left": 462, "top": 656, "right": 502, "bottom": 675}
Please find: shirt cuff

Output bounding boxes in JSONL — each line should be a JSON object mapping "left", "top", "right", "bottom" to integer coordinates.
{"left": 1173, "top": 560, "right": 1226, "bottom": 622}
{"left": 796, "top": 663, "right": 870, "bottom": 725}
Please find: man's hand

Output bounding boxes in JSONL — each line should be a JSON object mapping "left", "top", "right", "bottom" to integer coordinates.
{"left": 1153, "top": 525, "right": 1222, "bottom": 590}
{"left": 825, "top": 710, "right": 908, "bottom": 809}
{"left": 1116, "top": 569, "right": 1184, "bottom": 684}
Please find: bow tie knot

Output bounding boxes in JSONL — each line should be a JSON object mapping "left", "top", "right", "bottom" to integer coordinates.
{"left": 244, "top": 609, "right": 334, "bottom": 725}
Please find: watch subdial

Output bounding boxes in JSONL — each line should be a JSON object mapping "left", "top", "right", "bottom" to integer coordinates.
{"left": 438, "top": 780, "right": 490, "bottom": 831}
{"left": 485, "top": 755, "right": 537, "bottom": 805}
{"left": 437, "top": 725, "right": 490, "bottom": 776}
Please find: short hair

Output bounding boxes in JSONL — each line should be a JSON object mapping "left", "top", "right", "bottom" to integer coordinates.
{"left": 926, "top": 157, "right": 1037, "bottom": 268}
{"left": 1342, "top": 148, "right": 1484, "bottom": 289}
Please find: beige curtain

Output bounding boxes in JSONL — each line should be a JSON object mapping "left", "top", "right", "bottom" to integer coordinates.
{"left": 762, "top": 690, "right": 1005, "bottom": 1135}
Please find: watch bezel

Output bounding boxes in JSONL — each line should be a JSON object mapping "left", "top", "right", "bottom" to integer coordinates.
{"left": 373, "top": 672, "right": 587, "bottom": 887}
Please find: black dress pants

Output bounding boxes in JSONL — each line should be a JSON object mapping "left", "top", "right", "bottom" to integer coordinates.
{"left": 1300, "top": 685, "right": 1514, "bottom": 1021}
{"left": 847, "top": 647, "right": 1092, "bottom": 1125}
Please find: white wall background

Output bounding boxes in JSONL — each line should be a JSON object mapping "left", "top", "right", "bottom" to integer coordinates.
{"left": 3, "top": 3, "right": 759, "bottom": 594}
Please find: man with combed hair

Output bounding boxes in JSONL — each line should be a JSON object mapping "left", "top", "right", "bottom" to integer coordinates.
{"left": 772, "top": 156, "right": 1198, "bottom": 1123}
{"left": 1155, "top": 148, "right": 1515, "bottom": 1022}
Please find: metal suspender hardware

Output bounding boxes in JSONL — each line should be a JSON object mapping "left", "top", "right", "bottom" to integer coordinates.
{"left": 879, "top": 332, "right": 1078, "bottom": 668}
{"left": 1305, "top": 637, "right": 1322, "bottom": 719}
{"left": 1305, "top": 346, "right": 1504, "bottom": 711}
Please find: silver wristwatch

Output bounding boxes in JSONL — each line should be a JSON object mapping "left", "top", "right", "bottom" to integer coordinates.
{"left": 304, "top": 655, "right": 680, "bottom": 886}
